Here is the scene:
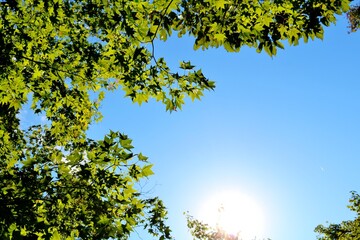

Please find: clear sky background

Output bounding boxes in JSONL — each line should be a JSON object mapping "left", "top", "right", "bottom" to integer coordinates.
{"left": 76, "top": 13, "right": 358, "bottom": 240}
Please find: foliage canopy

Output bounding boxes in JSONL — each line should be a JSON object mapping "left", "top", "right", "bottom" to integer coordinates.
{"left": 0, "top": 0, "right": 350, "bottom": 239}
{"left": 315, "top": 192, "right": 360, "bottom": 240}
{"left": 347, "top": 4, "right": 360, "bottom": 32}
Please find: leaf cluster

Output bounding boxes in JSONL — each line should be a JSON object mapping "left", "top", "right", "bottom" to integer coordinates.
{"left": 347, "top": 4, "right": 360, "bottom": 32}
{"left": 315, "top": 192, "right": 360, "bottom": 240}
{"left": 174, "top": 0, "right": 350, "bottom": 55}
{"left": 0, "top": 127, "right": 171, "bottom": 239}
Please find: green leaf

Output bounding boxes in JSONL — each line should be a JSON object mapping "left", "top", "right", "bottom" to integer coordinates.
{"left": 138, "top": 153, "right": 148, "bottom": 161}
{"left": 50, "top": 231, "right": 61, "bottom": 240}
{"left": 120, "top": 138, "right": 133, "bottom": 149}
{"left": 20, "top": 227, "right": 27, "bottom": 236}
{"left": 142, "top": 164, "right": 154, "bottom": 177}
{"left": 180, "top": 61, "right": 195, "bottom": 70}
{"left": 214, "top": 33, "right": 226, "bottom": 43}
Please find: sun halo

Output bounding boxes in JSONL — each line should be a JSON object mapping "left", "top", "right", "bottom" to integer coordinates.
{"left": 199, "top": 191, "right": 265, "bottom": 240}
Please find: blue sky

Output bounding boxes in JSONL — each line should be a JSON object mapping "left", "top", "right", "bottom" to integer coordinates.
{"left": 87, "top": 14, "right": 358, "bottom": 240}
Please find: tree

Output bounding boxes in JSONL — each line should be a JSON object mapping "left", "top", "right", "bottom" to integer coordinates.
{"left": 347, "top": 3, "right": 360, "bottom": 32}
{"left": 185, "top": 213, "right": 270, "bottom": 240}
{"left": 0, "top": 126, "right": 171, "bottom": 239}
{"left": 0, "top": 0, "right": 350, "bottom": 239}
{"left": 186, "top": 213, "right": 239, "bottom": 240}
{"left": 315, "top": 191, "right": 360, "bottom": 240}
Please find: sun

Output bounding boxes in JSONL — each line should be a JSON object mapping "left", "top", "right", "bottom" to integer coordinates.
{"left": 199, "top": 191, "right": 265, "bottom": 240}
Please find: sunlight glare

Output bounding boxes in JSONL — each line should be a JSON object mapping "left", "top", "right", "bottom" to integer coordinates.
{"left": 199, "top": 190, "right": 265, "bottom": 240}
